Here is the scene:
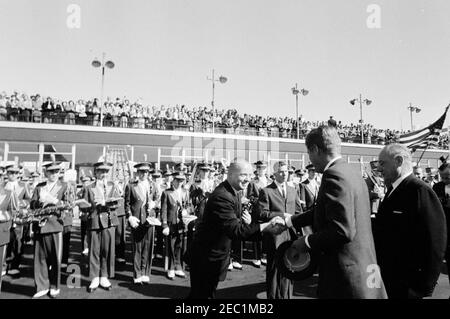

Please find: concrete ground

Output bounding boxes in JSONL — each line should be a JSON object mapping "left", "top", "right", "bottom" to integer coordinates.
{"left": 0, "top": 224, "right": 448, "bottom": 299}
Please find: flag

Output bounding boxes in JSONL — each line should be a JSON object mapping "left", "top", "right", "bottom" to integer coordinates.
{"left": 398, "top": 104, "right": 449, "bottom": 151}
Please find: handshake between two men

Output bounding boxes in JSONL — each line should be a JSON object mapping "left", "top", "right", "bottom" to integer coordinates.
{"left": 241, "top": 209, "right": 311, "bottom": 259}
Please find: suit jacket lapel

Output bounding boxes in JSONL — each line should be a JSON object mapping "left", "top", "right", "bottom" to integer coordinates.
{"left": 380, "top": 175, "right": 412, "bottom": 210}
{"left": 269, "top": 182, "right": 284, "bottom": 200}
{"left": 224, "top": 181, "right": 241, "bottom": 217}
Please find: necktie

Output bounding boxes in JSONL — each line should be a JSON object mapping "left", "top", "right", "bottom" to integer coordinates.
{"left": 384, "top": 185, "right": 393, "bottom": 199}
{"left": 281, "top": 184, "right": 286, "bottom": 199}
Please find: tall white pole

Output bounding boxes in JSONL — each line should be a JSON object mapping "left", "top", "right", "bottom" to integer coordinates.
{"left": 100, "top": 52, "right": 105, "bottom": 127}
{"left": 360, "top": 94, "right": 364, "bottom": 144}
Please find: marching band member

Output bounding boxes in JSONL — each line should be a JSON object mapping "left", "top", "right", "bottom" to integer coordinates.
{"left": 124, "top": 162, "right": 157, "bottom": 285}
{"left": 78, "top": 176, "right": 92, "bottom": 256}
{"left": 29, "top": 161, "right": 68, "bottom": 298}
{"left": 61, "top": 177, "right": 77, "bottom": 268}
{"left": 114, "top": 179, "right": 126, "bottom": 266}
{"left": 0, "top": 168, "right": 16, "bottom": 291}
{"left": 189, "top": 163, "right": 213, "bottom": 221}
{"left": 161, "top": 171, "right": 192, "bottom": 279}
{"left": 188, "top": 163, "right": 213, "bottom": 265}
{"left": 151, "top": 169, "right": 165, "bottom": 258}
{"left": 83, "top": 161, "right": 120, "bottom": 293}
{"left": 364, "top": 160, "right": 385, "bottom": 218}
{"left": 161, "top": 169, "right": 172, "bottom": 190}
{"left": 302, "top": 164, "right": 319, "bottom": 210}
{"left": 246, "top": 160, "right": 270, "bottom": 268}
{"left": 4, "top": 164, "right": 31, "bottom": 277}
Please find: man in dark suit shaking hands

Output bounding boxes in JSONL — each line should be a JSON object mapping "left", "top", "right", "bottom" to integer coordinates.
{"left": 188, "top": 159, "right": 285, "bottom": 299}
{"left": 375, "top": 144, "right": 447, "bottom": 298}
{"left": 285, "top": 126, "right": 387, "bottom": 299}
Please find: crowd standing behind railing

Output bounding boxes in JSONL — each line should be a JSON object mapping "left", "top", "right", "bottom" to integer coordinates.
{"left": 0, "top": 91, "right": 448, "bottom": 149}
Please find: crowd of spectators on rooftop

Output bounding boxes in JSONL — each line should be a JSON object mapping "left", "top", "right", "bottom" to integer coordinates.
{"left": 0, "top": 90, "right": 448, "bottom": 149}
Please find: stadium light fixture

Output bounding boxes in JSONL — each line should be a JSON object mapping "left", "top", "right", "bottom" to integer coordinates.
{"left": 292, "top": 83, "right": 309, "bottom": 140}
{"left": 350, "top": 94, "right": 372, "bottom": 144}
{"left": 407, "top": 103, "right": 422, "bottom": 130}
{"left": 91, "top": 53, "right": 115, "bottom": 127}
{"left": 207, "top": 69, "right": 228, "bottom": 134}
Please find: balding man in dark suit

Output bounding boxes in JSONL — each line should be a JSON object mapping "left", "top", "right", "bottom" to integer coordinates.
{"left": 286, "top": 126, "right": 387, "bottom": 299}
{"left": 188, "top": 159, "right": 284, "bottom": 299}
{"left": 375, "top": 144, "right": 447, "bottom": 299}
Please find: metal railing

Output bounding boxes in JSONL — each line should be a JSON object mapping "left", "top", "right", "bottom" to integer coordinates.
{"left": 0, "top": 110, "right": 448, "bottom": 149}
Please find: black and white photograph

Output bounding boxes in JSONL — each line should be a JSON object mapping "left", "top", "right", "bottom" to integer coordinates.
{"left": 0, "top": 0, "right": 449, "bottom": 305}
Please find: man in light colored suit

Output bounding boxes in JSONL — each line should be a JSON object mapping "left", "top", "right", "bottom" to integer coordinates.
{"left": 258, "top": 161, "right": 304, "bottom": 299}
{"left": 286, "top": 125, "right": 387, "bottom": 299}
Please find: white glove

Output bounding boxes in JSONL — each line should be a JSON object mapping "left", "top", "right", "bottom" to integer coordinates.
{"left": 162, "top": 227, "right": 170, "bottom": 236}
{"left": 93, "top": 194, "right": 106, "bottom": 206}
{"left": 148, "top": 200, "right": 156, "bottom": 210}
{"left": 128, "top": 216, "right": 140, "bottom": 229}
{"left": 40, "top": 190, "right": 59, "bottom": 205}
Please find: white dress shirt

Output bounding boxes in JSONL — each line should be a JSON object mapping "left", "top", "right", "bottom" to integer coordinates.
{"left": 386, "top": 172, "right": 412, "bottom": 198}
{"left": 274, "top": 180, "right": 287, "bottom": 198}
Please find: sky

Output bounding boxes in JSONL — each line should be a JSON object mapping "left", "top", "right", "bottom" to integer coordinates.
{"left": 1, "top": 0, "right": 450, "bottom": 130}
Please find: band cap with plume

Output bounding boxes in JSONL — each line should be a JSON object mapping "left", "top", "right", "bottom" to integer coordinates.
{"left": 134, "top": 154, "right": 151, "bottom": 171}
{"left": 43, "top": 154, "right": 61, "bottom": 171}
{"left": 93, "top": 155, "right": 113, "bottom": 171}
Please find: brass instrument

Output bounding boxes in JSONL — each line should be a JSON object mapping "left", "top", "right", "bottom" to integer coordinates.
{"left": 13, "top": 198, "right": 90, "bottom": 226}
{"left": 13, "top": 203, "right": 72, "bottom": 226}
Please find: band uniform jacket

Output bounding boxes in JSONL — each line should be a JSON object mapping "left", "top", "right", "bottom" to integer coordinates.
{"left": 189, "top": 181, "right": 211, "bottom": 221}
{"left": 124, "top": 181, "right": 155, "bottom": 223}
{"left": 432, "top": 181, "right": 450, "bottom": 251}
{"left": 61, "top": 183, "right": 76, "bottom": 227}
{"left": 30, "top": 181, "right": 68, "bottom": 234}
{"left": 191, "top": 180, "right": 260, "bottom": 281}
{"left": 161, "top": 187, "right": 192, "bottom": 232}
{"left": 365, "top": 174, "right": 385, "bottom": 214}
{"left": 0, "top": 185, "right": 15, "bottom": 246}
{"left": 5, "top": 181, "right": 31, "bottom": 203}
{"left": 302, "top": 178, "right": 319, "bottom": 210}
{"left": 246, "top": 176, "right": 270, "bottom": 198}
{"left": 5, "top": 181, "right": 31, "bottom": 222}
{"left": 374, "top": 174, "right": 446, "bottom": 297}
{"left": 114, "top": 183, "right": 126, "bottom": 217}
{"left": 291, "top": 159, "right": 387, "bottom": 299}
{"left": 83, "top": 181, "right": 120, "bottom": 230}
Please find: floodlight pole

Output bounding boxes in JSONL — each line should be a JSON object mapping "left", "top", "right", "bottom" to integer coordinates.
{"left": 207, "top": 69, "right": 227, "bottom": 134}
